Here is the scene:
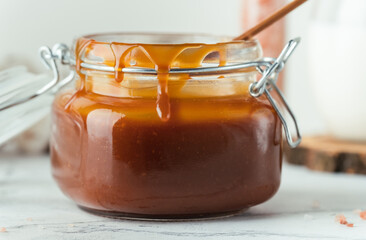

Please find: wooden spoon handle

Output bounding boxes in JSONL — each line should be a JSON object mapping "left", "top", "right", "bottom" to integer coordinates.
{"left": 234, "top": 0, "right": 307, "bottom": 41}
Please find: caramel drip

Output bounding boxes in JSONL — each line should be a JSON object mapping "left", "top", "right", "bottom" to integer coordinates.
{"left": 174, "top": 46, "right": 225, "bottom": 68}
{"left": 139, "top": 45, "right": 190, "bottom": 121}
{"left": 219, "top": 48, "right": 227, "bottom": 66}
{"left": 64, "top": 38, "right": 93, "bottom": 110}
{"left": 75, "top": 38, "right": 93, "bottom": 73}
{"left": 110, "top": 44, "right": 138, "bottom": 83}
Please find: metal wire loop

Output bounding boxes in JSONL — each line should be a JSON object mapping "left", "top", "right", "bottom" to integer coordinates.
{"left": 249, "top": 38, "right": 302, "bottom": 148}
{"left": 264, "top": 79, "right": 302, "bottom": 148}
{"left": 0, "top": 44, "right": 74, "bottom": 111}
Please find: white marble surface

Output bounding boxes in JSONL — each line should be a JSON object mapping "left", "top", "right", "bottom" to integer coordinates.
{"left": 0, "top": 155, "right": 365, "bottom": 240}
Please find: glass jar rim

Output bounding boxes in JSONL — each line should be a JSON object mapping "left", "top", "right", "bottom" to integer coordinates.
{"left": 79, "top": 32, "right": 259, "bottom": 46}
{"left": 71, "top": 32, "right": 262, "bottom": 75}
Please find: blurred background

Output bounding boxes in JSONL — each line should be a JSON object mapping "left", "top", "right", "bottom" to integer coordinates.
{"left": 0, "top": 0, "right": 365, "bottom": 165}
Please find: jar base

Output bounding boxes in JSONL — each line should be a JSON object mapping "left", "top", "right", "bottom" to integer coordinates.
{"left": 78, "top": 205, "right": 248, "bottom": 221}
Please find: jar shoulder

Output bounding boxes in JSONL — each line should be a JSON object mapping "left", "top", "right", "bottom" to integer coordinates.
{"left": 53, "top": 89, "right": 276, "bottom": 123}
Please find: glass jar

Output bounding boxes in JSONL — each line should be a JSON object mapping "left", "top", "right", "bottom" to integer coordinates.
{"left": 42, "top": 33, "right": 300, "bottom": 220}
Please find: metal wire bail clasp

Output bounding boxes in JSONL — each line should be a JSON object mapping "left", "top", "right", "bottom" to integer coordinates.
{"left": 249, "top": 38, "right": 302, "bottom": 148}
{"left": 0, "top": 44, "right": 74, "bottom": 111}
{"left": 39, "top": 43, "right": 74, "bottom": 92}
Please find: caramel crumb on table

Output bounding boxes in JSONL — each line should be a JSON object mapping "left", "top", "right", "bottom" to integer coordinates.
{"left": 0, "top": 227, "right": 6, "bottom": 232}
{"left": 335, "top": 214, "right": 354, "bottom": 227}
{"left": 360, "top": 210, "right": 366, "bottom": 220}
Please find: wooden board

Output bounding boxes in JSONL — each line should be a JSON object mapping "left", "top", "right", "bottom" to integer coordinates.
{"left": 284, "top": 136, "right": 366, "bottom": 174}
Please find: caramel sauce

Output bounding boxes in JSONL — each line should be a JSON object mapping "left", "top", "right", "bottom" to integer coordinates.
{"left": 51, "top": 35, "right": 282, "bottom": 217}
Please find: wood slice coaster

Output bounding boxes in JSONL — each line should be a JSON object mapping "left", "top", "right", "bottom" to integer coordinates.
{"left": 284, "top": 136, "right": 366, "bottom": 174}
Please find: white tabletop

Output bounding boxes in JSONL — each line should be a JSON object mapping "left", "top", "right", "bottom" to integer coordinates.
{"left": 0, "top": 155, "right": 365, "bottom": 240}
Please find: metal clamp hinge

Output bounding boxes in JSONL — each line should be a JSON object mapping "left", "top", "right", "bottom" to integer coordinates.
{"left": 249, "top": 38, "right": 302, "bottom": 148}
{"left": 0, "top": 44, "right": 74, "bottom": 111}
